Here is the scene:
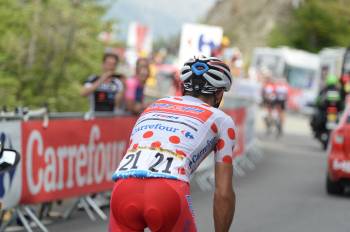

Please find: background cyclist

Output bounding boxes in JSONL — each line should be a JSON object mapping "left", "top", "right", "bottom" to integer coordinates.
{"left": 274, "top": 78, "right": 289, "bottom": 135}
{"left": 260, "top": 67, "right": 276, "bottom": 133}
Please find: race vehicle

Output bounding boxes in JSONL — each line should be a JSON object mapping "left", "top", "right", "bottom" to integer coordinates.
{"left": 326, "top": 103, "right": 350, "bottom": 195}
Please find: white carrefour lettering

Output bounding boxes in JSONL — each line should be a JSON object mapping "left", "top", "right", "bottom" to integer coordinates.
{"left": 76, "top": 145, "right": 88, "bottom": 187}
{"left": 94, "top": 143, "right": 105, "bottom": 184}
{"left": 26, "top": 125, "right": 126, "bottom": 194}
{"left": 27, "top": 130, "right": 44, "bottom": 195}
{"left": 66, "top": 146, "right": 77, "bottom": 189}
{"left": 87, "top": 125, "right": 100, "bottom": 185}
{"left": 44, "top": 147, "right": 56, "bottom": 192}
{"left": 57, "top": 146, "right": 67, "bottom": 190}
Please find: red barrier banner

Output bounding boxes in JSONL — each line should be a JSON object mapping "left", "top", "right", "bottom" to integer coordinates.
{"left": 20, "top": 117, "right": 136, "bottom": 204}
{"left": 225, "top": 107, "right": 246, "bottom": 158}
{"left": 17, "top": 107, "right": 247, "bottom": 204}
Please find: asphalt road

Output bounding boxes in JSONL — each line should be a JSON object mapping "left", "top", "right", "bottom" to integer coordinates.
{"left": 9, "top": 113, "right": 350, "bottom": 232}
{"left": 194, "top": 113, "right": 350, "bottom": 232}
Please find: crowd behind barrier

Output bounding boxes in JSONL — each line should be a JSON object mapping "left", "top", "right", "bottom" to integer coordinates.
{"left": 0, "top": 81, "right": 261, "bottom": 231}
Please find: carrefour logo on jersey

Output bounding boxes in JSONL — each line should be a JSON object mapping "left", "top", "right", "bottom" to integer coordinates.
{"left": 181, "top": 130, "right": 194, "bottom": 139}
{"left": 132, "top": 123, "right": 179, "bottom": 135}
{"left": 188, "top": 137, "right": 216, "bottom": 170}
{"left": 132, "top": 124, "right": 194, "bottom": 139}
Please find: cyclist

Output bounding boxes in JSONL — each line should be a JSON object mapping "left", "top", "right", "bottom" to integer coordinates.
{"left": 260, "top": 68, "right": 276, "bottom": 133}
{"left": 274, "top": 78, "right": 289, "bottom": 134}
{"left": 110, "top": 57, "right": 236, "bottom": 232}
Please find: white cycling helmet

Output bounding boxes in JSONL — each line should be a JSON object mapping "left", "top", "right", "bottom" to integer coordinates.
{"left": 180, "top": 56, "right": 233, "bottom": 94}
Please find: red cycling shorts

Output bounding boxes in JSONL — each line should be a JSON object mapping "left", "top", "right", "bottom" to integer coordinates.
{"left": 109, "top": 178, "right": 197, "bottom": 232}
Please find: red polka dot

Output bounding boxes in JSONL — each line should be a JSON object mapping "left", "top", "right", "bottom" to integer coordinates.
{"left": 216, "top": 139, "right": 225, "bottom": 151}
{"left": 178, "top": 167, "right": 186, "bottom": 175}
{"left": 211, "top": 123, "right": 218, "bottom": 133}
{"left": 151, "top": 141, "right": 161, "bottom": 148}
{"left": 169, "top": 136, "right": 180, "bottom": 144}
{"left": 132, "top": 143, "right": 138, "bottom": 150}
{"left": 223, "top": 155, "right": 232, "bottom": 164}
{"left": 143, "top": 131, "right": 153, "bottom": 138}
{"left": 176, "top": 149, "right": 187, "bottom": 157}
{"left": 174, "top": 97, "right": 183, "bottom": 101}
{"left": 228, "top": 128, "right": 235, "bottom": 140}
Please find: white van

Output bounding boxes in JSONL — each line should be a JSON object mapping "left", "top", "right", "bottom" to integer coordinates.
{"left": 318, "top": 47, "right": 346, "bottom": 86}
{"left": 249, "top": 47, "right": 320, "bottom": 113}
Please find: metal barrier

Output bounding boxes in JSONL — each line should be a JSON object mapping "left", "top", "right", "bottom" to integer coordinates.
{"left": 0, "top": 110, "right": 133, "bottom": 231}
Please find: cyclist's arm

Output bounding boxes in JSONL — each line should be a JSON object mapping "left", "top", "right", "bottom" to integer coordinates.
{"left": 214, "top": 162, "right": 235, "bottom": 232}
{"left": 213, "top": 116, "right": 237, "bottom": 232}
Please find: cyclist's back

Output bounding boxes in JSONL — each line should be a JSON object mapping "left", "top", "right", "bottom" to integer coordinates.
{"left": 113, "top": 95, "right": 235, "bottom": 182}
{"left": 110, "top": 57, "right": 236, "bottom": 232}
{"left": 274, "top": 80, "right": 288, "bottom": 110}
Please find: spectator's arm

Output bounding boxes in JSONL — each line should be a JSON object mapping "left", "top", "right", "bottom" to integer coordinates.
{"left": 124, "top": 78, "right": 145, "bottom": 114}
{"left": 125, "top": 100, "right": 144, "bottom": 114}
{"left": 81, "top": 82, "right": 98, "bottom": 97}
{"left": 114, "top": 79, "right": 125, "bottom": 110}
{"left": 81, "top": 72, "right": 113, "bottom": 97}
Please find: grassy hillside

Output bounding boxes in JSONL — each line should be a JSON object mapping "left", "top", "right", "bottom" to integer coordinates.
{"left": 205, "top": 0, "right": 294, "bottom": 56}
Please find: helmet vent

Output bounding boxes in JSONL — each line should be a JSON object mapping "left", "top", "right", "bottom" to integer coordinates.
{"left": 191, "top": 62, "right": 209, "bottom": 76}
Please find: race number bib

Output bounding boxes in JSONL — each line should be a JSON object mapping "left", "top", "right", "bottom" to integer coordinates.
{"left": 113, "top": 149, "right": 186, "bottom": 181}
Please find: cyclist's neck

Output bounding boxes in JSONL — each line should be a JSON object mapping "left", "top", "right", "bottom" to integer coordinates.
{"left": 183, "top": 94, "right": 214, "bottom": 106}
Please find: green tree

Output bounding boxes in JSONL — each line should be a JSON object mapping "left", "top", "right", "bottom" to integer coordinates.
{"left": 269, "top": 0, "right": 350, "bottom": 53}
{"left": 0, "top": 0, "right": 112, "bottom": 112}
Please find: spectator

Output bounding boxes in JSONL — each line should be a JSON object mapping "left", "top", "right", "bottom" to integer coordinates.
{"left": 125, "top": 58, "right": 150, "bottom": 114}
{"left": 81, "top": 53, "right": 125, "bottom": 112}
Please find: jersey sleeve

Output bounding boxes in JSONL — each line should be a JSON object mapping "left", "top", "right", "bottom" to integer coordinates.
{"left": 214, "top": 116, "right": 237, "bottom": 165}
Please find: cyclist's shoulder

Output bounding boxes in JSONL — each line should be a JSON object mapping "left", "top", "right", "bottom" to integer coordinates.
{"left": 208, "top": 107, "right": 235, "bottom": 128}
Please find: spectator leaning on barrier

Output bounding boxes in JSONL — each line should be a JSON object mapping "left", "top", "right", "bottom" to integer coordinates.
{"left": 125, "top": 57, "right": 150, "bottom": 114}
{"left": 81, "top": 53, "right": 125, "bottom": 112}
